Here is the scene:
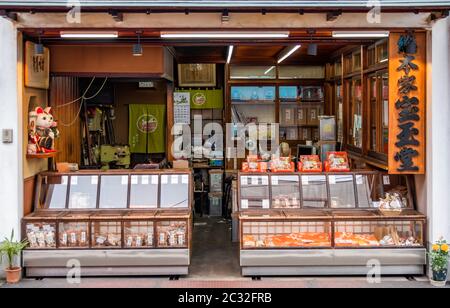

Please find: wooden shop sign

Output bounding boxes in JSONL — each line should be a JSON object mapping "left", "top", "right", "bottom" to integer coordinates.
{"left": 388, "top": 31, "right": 426, "bottom": 174}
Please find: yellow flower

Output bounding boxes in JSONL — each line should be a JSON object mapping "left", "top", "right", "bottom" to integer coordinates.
{"left": 442, "top": 244, "right": 449, "bottom": 252}
{"left": 432, "top": 244, "right": 440, "bottom": 251}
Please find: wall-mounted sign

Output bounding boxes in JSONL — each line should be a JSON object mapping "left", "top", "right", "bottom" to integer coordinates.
{"left": 25, "top": 41, "right": 50, "bottom": 89}
{"left": 178, "top": 64, "right": 216, "bottom": 87}
{"left": 388, "top": 31, "right": 426, "bottom": 174}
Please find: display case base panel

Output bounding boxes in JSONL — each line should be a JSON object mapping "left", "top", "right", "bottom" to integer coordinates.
{"left": 23, "top": 249, "right": 190, "bottom": 277}
{"left": 240, "top": 249, "right": 426, "bottom": 276}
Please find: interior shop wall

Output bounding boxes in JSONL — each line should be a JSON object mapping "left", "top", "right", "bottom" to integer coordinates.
{"left": 49, "top": 45, "right": 167, "bottom": 75}
{"left": 113, "top": 81, "right": 168, "bottom": 145}
{"left": 0, "top": 20, "right": 23, "bottom": 276}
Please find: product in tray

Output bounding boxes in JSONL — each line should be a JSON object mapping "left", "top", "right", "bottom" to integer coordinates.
{"left": 243, "top": 233, "right": 331, "bottom": 248}
{"left": 378, "top": 192, "right": 406, "bottom": 215}
{"left": 324, "top": 152, "right": 350, "bottom": 172}
{"left": 273, "top": 195, "right": 300, "bottom": 208}
{"left": 59, "top": 223, "right": 88, "bottom": 248}
{"left": 298, "top": 155, "right": 323, "bottom": 172}
{"left": 334, "top": 232, "right": 380, "bottom": 247}
{"left": 157, "top": 222, "right": 187, "bottom": 247}
{"left": 94, "top": 232, "right": 121, "bottom": 247}
{"left": 26, "top": 223, "right": 56, "bottom": 249}
{"left": 241, "top": 155, "right": 268, "bottom": 173}
{"left": 125, "top": 229, "right": 154, "bottom": 247}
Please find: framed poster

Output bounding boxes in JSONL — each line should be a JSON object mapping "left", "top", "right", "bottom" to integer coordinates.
{"left": 25, "top": 41, "right": 50, "bottom": 89}
{"left": 178, "top": 64, "right": 216, "bottom": 87}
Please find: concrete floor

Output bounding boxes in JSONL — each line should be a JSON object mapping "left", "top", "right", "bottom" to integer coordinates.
{"left": 1, "top": 217, "right": 448, "bottom": 288}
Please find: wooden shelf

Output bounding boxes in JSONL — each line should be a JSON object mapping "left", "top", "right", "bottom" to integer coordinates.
{"left": 26, "top": 152, "right": 58, "bottom": 159}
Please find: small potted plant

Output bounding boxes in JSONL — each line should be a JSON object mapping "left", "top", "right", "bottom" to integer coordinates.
{"left": 429, "top": 238, "right": 449, "bottom": 287}
{"left": 0, "top": 230, "right": 28, "bottom": 284}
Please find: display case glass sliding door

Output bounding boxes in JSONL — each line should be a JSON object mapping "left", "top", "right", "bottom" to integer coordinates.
{"left": 238, "top": 172, "right": 414, "bottom": 211}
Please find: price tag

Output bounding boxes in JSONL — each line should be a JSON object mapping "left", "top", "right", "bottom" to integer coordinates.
{"left": 171, "top": 175, "right": 179, "bottom": 185}
{"left": 356, "top": 175, "right": 364, "bottom": 185}
{"left": 262, "top": 199, "right": 270, "bottom": 209}
{"left": 71, "top": 176, "right": 78, "bottom": 186}
{"left": 141, "top": 175, "right": 149, "bottom": 185}
{"left": 121, "top": 176, "right": 129, "bottom": 185}
{"left": 383, "top": 175, "right": 391, "bottom": 185}
{"left": 251, "top": 176, "right": 259, "bottom": 185}
{"left": 161, "top": 175, "right": 168, "bottom": 184}
{"left": 182, "top": 175, "right": 189, "bottom": 184}
{"left": 62, "top": 176, "right": 68, "bottom": 185}
{"left": 241, "top": 176, "right": 248, "bottom": 186}
{"left": 131, "top": 175, "right": 139, "bottom": 185}
{"left": 151, "top": 175, "right": 159, "bottom": 185}
{"left": 329, "top": 175, "right": 336, "bottom": 185}
{"left": 241, "top": 199, "right": 249, "bottom": 209}
{"left": 271, "top": 176, "right": 279, "bottom": 186}
{"left": 302, "top": 176, "right": 309, "bottom": 186}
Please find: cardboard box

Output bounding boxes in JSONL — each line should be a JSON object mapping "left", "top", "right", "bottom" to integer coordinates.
{"left": 173, "top": 160, "right": 190, "bottom": 169}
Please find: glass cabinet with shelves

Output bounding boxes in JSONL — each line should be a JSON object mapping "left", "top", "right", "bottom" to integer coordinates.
{"left": 22, "top": 170, "right": 193, "bottom": 277}
{"left": 237, "top": 171, "right": 426, "bottom": 276}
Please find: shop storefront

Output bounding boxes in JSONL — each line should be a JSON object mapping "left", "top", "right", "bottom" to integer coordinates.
{"left": 0, "top": 1, "right": 450, "bottom": 279}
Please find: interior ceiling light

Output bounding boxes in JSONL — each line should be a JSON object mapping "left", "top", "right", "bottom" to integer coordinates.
{"left": 160, "top": 32, "right": 290, "bottom": 39}
{"left": 332, "top": 31, "right": 390, "bottom": 38}
{"left": 307, "top": 29, "right": 318, "bottom": 56}
{"left": 264, "top": 66, "right": 275, "bottom": 75}
{"left": 278, "top": 45, "right": 301, "bottom": 64}
{"left": 227, "top": 46, "right": 234, "bottom": 64}
{"left": 60, "top": 31, "right": 119, "bottom": 39}
{"left": 133, "top": 32, "right": 143, "bottom": 57}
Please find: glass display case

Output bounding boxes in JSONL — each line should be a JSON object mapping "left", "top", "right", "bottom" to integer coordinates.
{"left": 22, "top": 170, "right": 193, "bottom": 277}
{"left": 237, "top": 171, "right": 426, "bottom": 276}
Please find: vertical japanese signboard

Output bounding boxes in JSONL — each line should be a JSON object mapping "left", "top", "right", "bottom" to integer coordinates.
{"left": 389, "top": 31, "right": 426, "bottom": 174}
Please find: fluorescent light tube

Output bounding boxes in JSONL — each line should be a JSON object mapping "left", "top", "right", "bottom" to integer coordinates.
{"left": 332, "top": 31, "right": 389, "bottom": 38}
{"left": 264, "top": 66, "right": 275, "bottom": 75}
{"left": 161, "top": 32, "right": 290, "bottom": 39}
{"left": 278, "top": 45, "right": 301, "bottom": 64}
{"left": 60, "top": 31, "right": 119, "bottom": 39}
{"left": 227, "top": 46, "right": 234, "bottom": 64}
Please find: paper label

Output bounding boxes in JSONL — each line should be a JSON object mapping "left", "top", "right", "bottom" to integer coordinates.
{"left": 286, "top": 109, "right": 292, "bottom": 121}
{"left": 241, "top": 176, "right": 248, "bottom": 186}
{"left": 151, "top": 175, "right": 159, "bottom": 185}
{"left": 91, "top": 176, "right": 98, "bottom": 185}
{"left": 262, "top": 199, "right": 270, "bottom": 209}
{"left": 161, "top": 175, "right": 169, "bottom": 184}
{"left": 131, "top": 175, "right": 139, "bottom": 185}
{"left": 241, "top": 199, "right": 249, "bottom": 209}
{"left": 171, "top": 175, "right": 179, "bottom": 185}
{"left": 329, "top": 175, "right": 336, "bottom": 185}
{"left": 71, "top": 176, "right": 78, "bottom": 186}
{"left": 302, "top": 176, "right": 309, "bottom": 186}
{"left": 383, "top": 176, "right": 390, "bottom": 185}
{"left": 121, "top": 176, "right": 129, "bottom": 185}
{"left": 251, "top": 176, "right": 258, "bottom": 185}
{"left": 271, "top": 176, "right": 279, "bottom": 186}
{"left": 182, "top": 175, "right": 189, "bottom": 184}
{"left": 62, "top": 176, "right": 68, "bottom": 185}
{"left": 141, "top": 175, "right": 149, "bottom": 185}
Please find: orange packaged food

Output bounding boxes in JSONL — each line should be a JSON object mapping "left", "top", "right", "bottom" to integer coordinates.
{"left": 298, "top": 155, "right": 323, "bottom": 172}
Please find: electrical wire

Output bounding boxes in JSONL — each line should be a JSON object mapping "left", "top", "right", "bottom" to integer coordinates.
{"left": 55, "top": 77, "right": 96, "bottom": 109}
{"left": 58, "top": 77, "right": 109, "bottom": 127}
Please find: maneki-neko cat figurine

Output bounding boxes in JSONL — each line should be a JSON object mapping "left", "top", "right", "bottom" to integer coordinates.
{"left": 28, "top": 106, "right": 59, "bottom": 154}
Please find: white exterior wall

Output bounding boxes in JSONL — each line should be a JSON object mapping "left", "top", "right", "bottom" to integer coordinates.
{"left": 428, "top": 17, "right": 450, "bottom": 244}
{"left": 0, "top": 18, "right": 23, "bottom": 278}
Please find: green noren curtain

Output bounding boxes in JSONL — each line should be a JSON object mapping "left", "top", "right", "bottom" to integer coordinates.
{"left": 129, "top": 104, "right": 166, "bottom": 154}
{"left": 178, "top": 89, "right": 223, "bottom": 109}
